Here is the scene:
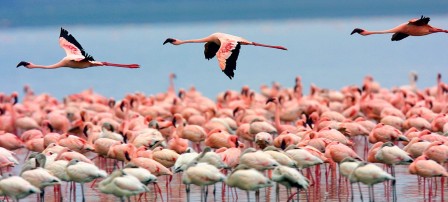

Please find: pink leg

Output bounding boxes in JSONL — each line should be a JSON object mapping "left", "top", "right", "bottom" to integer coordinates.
{"left": 101, "top": 62, "right": 140, "bottom": 69}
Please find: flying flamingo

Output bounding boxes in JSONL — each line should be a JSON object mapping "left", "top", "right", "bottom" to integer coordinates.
{"left": 163, "top": 32, "right": 287, "bottom": 79}
{"left": 17, "top": 28, "right": 140, "bottom": 69}
{"left": 351, "top": 16, "right": 448, "bottom": 41}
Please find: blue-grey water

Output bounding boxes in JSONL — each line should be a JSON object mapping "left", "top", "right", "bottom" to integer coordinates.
{"left": 1, "top": 15, "right": 448, "bottom": 100}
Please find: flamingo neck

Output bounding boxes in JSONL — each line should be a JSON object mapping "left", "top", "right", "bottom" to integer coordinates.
{"left": 27, "top": 61, "right": 65, "bottom": 69}
{"left": 361, "top": 29, "right": 397, "bottom": 35}
{"left": 176, "top": 118, "right": 184, "bottom": 137}
{"left": 273, "top": 102, "right": 282, "bottom": 132}
{"left": 179, "top": 37, "right": 211, "bottom": 44}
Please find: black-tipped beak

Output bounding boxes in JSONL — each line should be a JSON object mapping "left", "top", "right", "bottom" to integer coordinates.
{"left": 174, "top": 167, "right": 182, "bottom": 173}
{"left": 351, "top": 28, "right": 364, "bottom": 35}
{"left": 172, "top": 117, "right": 177, "bottom": 128}
{"left": 266, "top": 97, "right": 276, "bottom": 104}
{"left": 12, "top": 96, "right": 18, "bottom": 105}
{"left": 163, "top": 38, "right": 176, "bottom": 45}
{"left": 17, "top": 61, "right": 30, "bottom": 68}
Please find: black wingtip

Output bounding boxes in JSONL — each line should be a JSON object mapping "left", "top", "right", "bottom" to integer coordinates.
{"left": 163, "top": 38, "right": 176, "bottom": 45}
{"left": 351, "top": 28, "right": 364, "bottom": 35}
{"left": 17, "top": 61, "right": 30, "bottom": 68}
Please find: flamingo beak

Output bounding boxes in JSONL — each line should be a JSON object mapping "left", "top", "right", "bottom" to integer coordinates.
{"left": 350, "top": 28, "right": 365, "bottom": 35}
{"left": 17, "top": 61, "right": 30, "bottom": 68}
{"left": 266, "top": 97, "right": 276, "bottom": 104}
{"left": 163, "top": 38, "right": 176, "bottom": 45}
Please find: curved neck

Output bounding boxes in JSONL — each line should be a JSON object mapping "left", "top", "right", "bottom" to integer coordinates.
{"left": 176, "top": 117, "right": 184, "bottom": 137}
{"left": 273, "top": 102, "right": 282, "bottom": 132}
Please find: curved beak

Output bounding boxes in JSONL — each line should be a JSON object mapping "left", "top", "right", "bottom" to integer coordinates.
{"left": 350, "top": 28, "right": 365, "bottom": 35}
{"left": 17, "top": 61, "right": 30, "bottom": 68}
{"left": 163, "top": 38, "right": 176, "bottom": 45}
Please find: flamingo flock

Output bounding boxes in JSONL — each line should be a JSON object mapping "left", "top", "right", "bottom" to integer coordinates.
{"left": 0, "top": 71, "right": 447, "bottom": 201}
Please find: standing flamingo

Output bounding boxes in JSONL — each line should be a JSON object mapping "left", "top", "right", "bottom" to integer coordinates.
{"left": 163, "top": 32, "right": 287, "bottom": 79}
{"left": 351, "top": 16, "right": 448, "bottom": 41}
{"left": 66, "top": 159, "right": 107, "bottom": 202}
{"left": 349, "top": 162, "right": 395, "bottom": 202}
{"left": 0, "top": 176, "right": 41, "bottom": 201}
{"left": 17, "top": 28, "right": 140, "bottom": 69}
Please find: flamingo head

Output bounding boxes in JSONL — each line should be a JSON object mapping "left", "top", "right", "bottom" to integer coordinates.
{"left": 266, "top": 97, "right": 277, "bottom": 105}
{"left": 16, "top": 61, "right": 30, "bottom": 68}
{"left": 351, "top": 28, "right": 366, "bottom": 35}
{"left": 163, "top": 38, "right": 178, "bottom": 45}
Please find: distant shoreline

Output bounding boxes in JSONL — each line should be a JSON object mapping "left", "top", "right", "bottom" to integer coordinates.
{"left": 1, "top": 0, "right": 447, "bottom": 28}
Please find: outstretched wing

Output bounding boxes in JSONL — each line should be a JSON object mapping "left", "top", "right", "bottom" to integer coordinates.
{"left": 59, "top": 28, "right": 95, "bottom": 61}
{"left": 216, "top": 39, "right": 241, "bottom": 80}
{"left": 408, "top": 16, "right": 430, "bottom": 26}
{"left": 391, "top": 32, "right": 410, "bottom": 41}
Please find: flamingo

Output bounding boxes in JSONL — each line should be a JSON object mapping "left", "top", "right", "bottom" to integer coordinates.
{"left": 98, "top": 170, "right": 149, "bottom": 202}
{"left": 225, "top": 165, "right": 273, "bottom": 201}
{"left": 272, "top": 165, "right": 310, "bottom": 202}
{"left": 173, "top": 149, "right": 199, "bottom": 173}
{"left": 349, "top": 162, "right": 395, "bottom": 202}
{"left": 374, "top": 142, "right": 413, "bottom": 201}
{"left": 409, "top": 155, "right": 448, "bottom": 199}
{"left": 66, "top": 159, "right": 107, "bottom": 202}
{"left": 0, "top": 176, "right": 41, "bottom": 201}
{"left": 351, "top": 16, "right": 448, "bottom": 41}
{"left": 17, "top": 28, "right": 140, "bottom": 69}
{"left": 122, "top": 163, "right": 158, "bottom": 185}
{"left": 163, "top": 32, "right": 287, "bottom": 79}
{"left": 339, "top": 157, "right": 362, "bottom": 201}
{"left": 182, "top": 162, "right": 226, "bottom": 202}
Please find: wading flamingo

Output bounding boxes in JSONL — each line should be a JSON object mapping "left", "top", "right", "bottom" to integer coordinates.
{"left": 17, "top": 28, "right": 140, "bottom": 69}
{"left": 163, "top": 32, "right": 287, "bottom": 79}
{"left": 351, "top": 16, "right": 448, "bottom": 41}
{"left": 0, "top": 176, "right": 41, "bottom": 201}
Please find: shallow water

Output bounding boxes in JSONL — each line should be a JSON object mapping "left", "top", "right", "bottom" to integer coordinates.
{"left": 5, "top": 137, "right": 447, "bottom": 202}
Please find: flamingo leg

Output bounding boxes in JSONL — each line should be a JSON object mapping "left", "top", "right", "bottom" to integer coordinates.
{"left": 186, "top": 184, "right": 190, "bottom": 202}
{"left": 391, "top": 165, "right": 397, "bottom": 202}
{"left": 101, "top": 62, "right": 140, "bottom": 69}
{"left": 81, "top": 183, "right": 85, "bottom": 202}
{"left": 357, "top": 182, "right": 363, "bottom": 201}
{"left": 297, "top": 187, "right": 300, "bottom": 202}
{"left": 39, "top": 188, "right": 45, "bottom": 202}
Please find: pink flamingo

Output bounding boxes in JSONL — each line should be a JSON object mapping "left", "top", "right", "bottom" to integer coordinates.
{"left": 351, "top": 16, "right": 448, "bottom": 41}
{"left": 17, "top": 28, "right": 140, "bottom": 69}
{"left": 163, "top": 32, "right": 287, "bottom": 79}
{"left": 409, "top": 155, "right": 448, "bottom": 199}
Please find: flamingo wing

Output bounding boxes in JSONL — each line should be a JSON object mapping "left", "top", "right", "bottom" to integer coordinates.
{"left": 204, "top": 42, "right": 219, "bottom": 60}
{"left": 59, "top": 28, "right": 95, "bottom": 61}
{"left": 408, "top": 16, "right": 430, "bottom": 26}
{"left": 216, "top": 39, "right": 241, "bottom": 80}
{"left": 391, "top": 33, "right": 409, "bottom": 41}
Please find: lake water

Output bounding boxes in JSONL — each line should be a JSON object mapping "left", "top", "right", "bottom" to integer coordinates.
{"left": 6, "top": 137, "right": 446, "bottom": 202}
{"left": 1, "top": 14, "right": 448, "bottom": 100}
